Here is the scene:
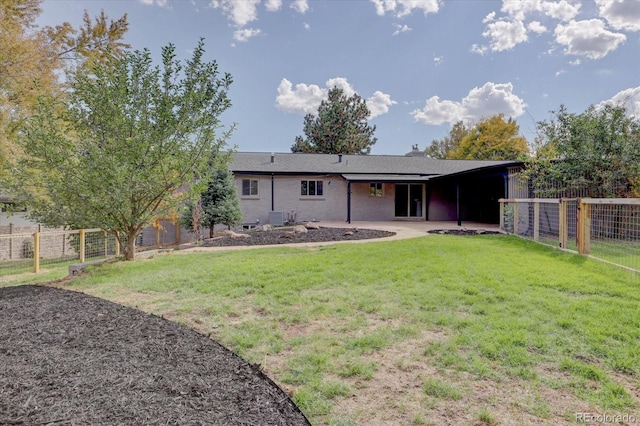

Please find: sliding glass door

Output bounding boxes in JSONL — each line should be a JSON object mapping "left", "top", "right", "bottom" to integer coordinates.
{"left": 395, "top": 184, "right": 423, "bottom": 218}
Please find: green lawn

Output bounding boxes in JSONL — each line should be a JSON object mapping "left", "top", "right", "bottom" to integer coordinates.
{"left": 4, "top": 235, "right": 639, "bottom": 425}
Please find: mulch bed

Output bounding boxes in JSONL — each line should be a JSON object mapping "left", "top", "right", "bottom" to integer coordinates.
{"left": 427, "top": 229, "right": 502, "bottom": 236}
{"left": 0, "top": 285, "right": 310, "bottom": 426}
{"left": 202, "top": 226, "right": 396, "bottom": 247}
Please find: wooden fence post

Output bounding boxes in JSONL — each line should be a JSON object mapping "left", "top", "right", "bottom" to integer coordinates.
{"left": 533, "top": 201, "right": 540, "bottom": 241}
{"left": 104, "top": 230, "right": 108, "bottom": 258}
{"left": 499, "top": 200, "right": 504, "bottom": 230}
{"left": 155, "top": 219, "right": 160, "bottom": 246}
{"left": 559, "top": 199, "right": 568, "bottom": 249}
{"left": 79, "top": 229, "right": 86, "bottom": 263}
{"left": 577, "top": 199, "right": 591, "bottom": 254}
{"left": 513, "top": 202, "right": 519, "bottom": 235}
{"left": 9, "top": 223, "right": 13, "bottom": 260}
{"left": 115, "top": 232, "right": 120, "bottom": 257}
{"left": 175, "top": 220, "right": 180, "bottom": 245}
{"left": 33, "top": 232, "right": 40, "bottom": 273}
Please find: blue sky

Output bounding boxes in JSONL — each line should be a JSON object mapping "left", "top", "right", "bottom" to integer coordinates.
{"left": 38, "top": 0, "right": 640, "bottom": 155}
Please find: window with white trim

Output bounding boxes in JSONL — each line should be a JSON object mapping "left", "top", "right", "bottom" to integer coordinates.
{"left": 301, "top": 180, "right": 323, "bottom": 196}
{"left": 369, "top": 182, "right": 384, "bottom": 197}
{"left": 242, "top": 179, "right": 258, "bottom": 196}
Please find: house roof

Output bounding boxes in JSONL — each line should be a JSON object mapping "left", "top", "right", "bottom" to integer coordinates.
{"left": 230, "top": 152, "right": 519, "bottom": 178}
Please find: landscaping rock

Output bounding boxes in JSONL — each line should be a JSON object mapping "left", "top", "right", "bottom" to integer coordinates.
{"left": 292, "top": 225, "right": 308, "bottom": 234}
{"left": 303, "top": 222, "right": 320, "bottom": 229}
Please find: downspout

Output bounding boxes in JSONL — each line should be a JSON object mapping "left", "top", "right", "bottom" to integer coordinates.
{"left": 347, "top": 180, "right": 352, "bottom": 224}
{"left": 271, "top": 173, "right": 275, "bottom": 211}
{"left": 456, "top": 180, "right": 461, "bottom": 227}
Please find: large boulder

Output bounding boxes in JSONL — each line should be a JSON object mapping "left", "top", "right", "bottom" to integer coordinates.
{"left": 303, "top": 222, "right": 320, "bottom": 230}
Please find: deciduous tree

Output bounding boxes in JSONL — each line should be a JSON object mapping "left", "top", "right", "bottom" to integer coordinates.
{"left": 291, "top": 87, "right": 376, "bottom": 155}
{"left": 522, "top": 104, "right": 640, "bottom": 197}
{"left": 16, "top": 40, "right": 233, "bottom": 260}
{"left": 450, "top": 114, "right": 529, "bottom": 160}
{"left": 0, "top": 0, "right": 128, "bottom": 189}
{"left": 425, "top": 121, "right": 470, "bottom": 159}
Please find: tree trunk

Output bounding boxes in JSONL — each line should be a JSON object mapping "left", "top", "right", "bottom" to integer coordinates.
{"left": 209, "top": 223, "right": 214, "bottom": 238}
{"left": 126, "top": 230, "right": 137, "bottom": 261}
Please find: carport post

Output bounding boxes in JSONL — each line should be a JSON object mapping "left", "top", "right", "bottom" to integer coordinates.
{"left": 346, "top": 181, "right": 352, "bottom": 224}
{"left": 456, "top": 181, "right": 461, "bottom": 226}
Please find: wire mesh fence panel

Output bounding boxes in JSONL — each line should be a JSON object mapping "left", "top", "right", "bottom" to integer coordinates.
{"left": 501, "top": 202, "right": 515, "bottom": 234}
{"left": 537, "top": 202, "right": 560, "bottom": 247}
{"left": 588, "top": 202, "right": 640, "bottom": 272}
{"left": 39, "top": 231, "right": 79, "bottom": 268}
{"left": 565, "top": 199, "right": 579, "bottom": 251}
{"left": 502, "top": 198, "right": 640, "bottom": 273}
{"left": 0, "top": 233, "right": 35, "bottom": 276}
{"left": 84, "top": 230, "right": 117, "bottom": 260}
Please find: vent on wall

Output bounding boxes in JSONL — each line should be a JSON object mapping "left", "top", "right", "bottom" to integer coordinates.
{"left": 268, "top": 211, "right": 285, "bottom": 226}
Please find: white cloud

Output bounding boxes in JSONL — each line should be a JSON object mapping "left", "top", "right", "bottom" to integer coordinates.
{"left": 482, "top": 19, "right": 528, "bottom": 51}
{"left": 233, "top": 28, "right": 262, "bottom": 42}
{"left": 470, "top": 43, "right": 488, "bottom": 55}
{"left": 597, "top": 87, "right": 640, "bottom": 117}
{"left": 291, "top": 0, "right": 309, "bottom": 13}
{"left": 276, "top": 79, "right": 326, "bottom": 115}
{"left": 433, "top": 55, "right": 443, "bottom": 65}
{"left": 392, "top": 24, "right": 412, "bottom": 36}
{"left": 476, "top": 0, "right": 585, "bottom": 56}
{"left": 555, "top": 19, "right": 626, "bottom": 59}
{"left": 303, "top": 22, "right": 311, "bottom": 30}
{"left": 540, "top": 0, "right": 581, "bottom": 21}
{"left": 596, "top": 0, "right": 640, "bottom": 32}
{"left": 367, "top": 91, "right": 397, "bottom": 118}
{"left": 411, "top": 96, "right": 463, "bottom": 125}
{"left": 276, "top": 78, "right": 395, "bottom": 119}
{"left": 211, "top": 0, "right": 307, "bottom": 35}
{"left": 411, "top": 82, "right": 526, "bottom": 125}
{"left": 264, "top": 0, "right": 282, "bottom": 12}
{"left": 210, "top": 0, "right": 261, "bottom": 27}
{"left": 500, "top": 0, "right": 580, "bottom": 22}
{"left": 528, "top": 21, "right": 547, "bottom": 34}
{"left": 483, "top": 11, "right": 496, "bottom": 24}
{"left": 370, "top": 0, "right": 440, "bottom": 17}
{"left": 141, "top": 0, "right": 168, "bottom": 6}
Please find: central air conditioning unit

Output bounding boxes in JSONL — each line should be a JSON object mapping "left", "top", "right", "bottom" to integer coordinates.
{"left": 268, "top": 211, "right": 285, "bottom": 226}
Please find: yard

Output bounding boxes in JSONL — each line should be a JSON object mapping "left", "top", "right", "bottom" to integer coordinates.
{"left": 3, "top": 234, "right": 639, "bottom": 425}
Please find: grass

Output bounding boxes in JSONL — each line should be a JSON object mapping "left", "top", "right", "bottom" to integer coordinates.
{"left": 3, "top": 234, "right": 639, "bottom": 424}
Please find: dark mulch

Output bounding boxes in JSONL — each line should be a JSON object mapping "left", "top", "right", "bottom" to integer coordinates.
{"left": 428, "top": 229, "right": 502, "bottom": 236}
{"left": 202, "top": 226, "right": 396, "bottom": 247}
{"left": 0, "top": 285, "right": 310, "bottom": 426}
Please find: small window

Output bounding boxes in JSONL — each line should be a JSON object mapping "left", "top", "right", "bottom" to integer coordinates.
{"left": 369, "top": 183, "right": 383, "bottom": 197}
{"left": 301, "top": 180, "right": 323, "bottom": 196}
{"left": 242, "top": 179, "right": 258, "bottom": 196}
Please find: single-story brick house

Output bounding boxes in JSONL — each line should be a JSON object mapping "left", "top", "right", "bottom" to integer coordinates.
{"left": 229, "top": 149, "right": 524, "bottom": 226}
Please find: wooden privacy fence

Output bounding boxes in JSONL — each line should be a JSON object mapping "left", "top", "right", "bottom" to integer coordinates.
{"left": 499, "top": 198, "right": 640, "bottom": 272}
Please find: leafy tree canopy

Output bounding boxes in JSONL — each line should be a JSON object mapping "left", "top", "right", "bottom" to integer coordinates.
{"left": 15, "top": 39, "right": 234, "bottom": 260}
{"left": 1, "top": 0, "right": 128, "bottom": 187}
{"left": 291, "top": 87, "right": 376, "bottom": 155}
{"left": 450, "top": 114, "right": 529, "bottom": 160}
{"left": 522, "top": 104, "right": 640, "bottom": 197}
{"left": 424, "top": 121, "right": 470, "bottom": 159}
